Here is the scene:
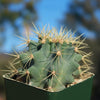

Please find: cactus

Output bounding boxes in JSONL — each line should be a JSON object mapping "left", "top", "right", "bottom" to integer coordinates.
{"left": 4, "top": 25, "right": 93, "bottom": 92}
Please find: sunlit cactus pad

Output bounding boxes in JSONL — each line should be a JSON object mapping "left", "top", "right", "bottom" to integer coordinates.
{"left": 5, "top": 25, "right": 93, "bottom": 92}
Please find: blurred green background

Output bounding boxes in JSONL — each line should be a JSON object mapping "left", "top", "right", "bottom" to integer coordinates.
{"left": 0, "top": 0, "right": 100, "bottom": 100}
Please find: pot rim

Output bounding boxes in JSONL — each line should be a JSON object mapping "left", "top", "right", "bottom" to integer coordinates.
{"left": 3, "top": 73, "right": 95, "bottom": 93}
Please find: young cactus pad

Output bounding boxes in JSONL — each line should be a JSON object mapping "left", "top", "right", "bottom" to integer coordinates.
{"left": 6, "top": 25, "right": 92, "bottom": 92}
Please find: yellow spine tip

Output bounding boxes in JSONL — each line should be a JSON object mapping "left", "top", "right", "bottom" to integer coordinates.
{"left": 82, "top": 56, "right": 84, "bottom": 61}
{"left": 48, "top": 86, "right": 52, "bottom": 90}
{"left": 71, "top": 41, "right": 74, "bottom": 44}
{"left": 49, "top": 39, "right": 52, "bottom": 42}
{"left": 27, "top": 39, "right": 30, "bottom": 44}
{"left": 52, "top": 39, "right": 58, "bottom": 43}
{"left": 14, "top": 69, "right": 18, "bottom": 73}
{"left": 52, "top": 70, "right": 56, "bottom": 75}
{"left": 41, "top": 39, "right": 46, "bottom": 44}
{"left": 26, "top": 70, "right": 30, "bottom": 75}
{"left": 17, "top": 55, "right": 20, "bottom": 59}
{"left": 30, "top": 54, "right": 34, "bottom": 59}
{"left": 44, "top": 36, "right": 48, "bottom": 39}
{"left": 65, "top": 40, "right": 69, "bottom": 44}
{"left": 74, "top": 47, "right": 78, "bottom": 52}
{"left": 59, "top": 39, "right": 63, "bottom": 44}
{"left": 56, "top": 51, "right": 61, "bottom": 56}
{"left": 38, "top": 34, "right": 41, "bottom": 38}
{"left": 78, "top": 66, "right": 81, "bottom": 70}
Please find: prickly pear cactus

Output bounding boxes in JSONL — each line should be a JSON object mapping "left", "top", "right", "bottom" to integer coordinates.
{"left": 5, "top": 25, "right": 93, "bottom": 92}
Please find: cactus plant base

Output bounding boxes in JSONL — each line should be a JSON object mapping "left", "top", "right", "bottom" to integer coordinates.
{"left": 3, "top": 75, "right": 94, "bottom": 100}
